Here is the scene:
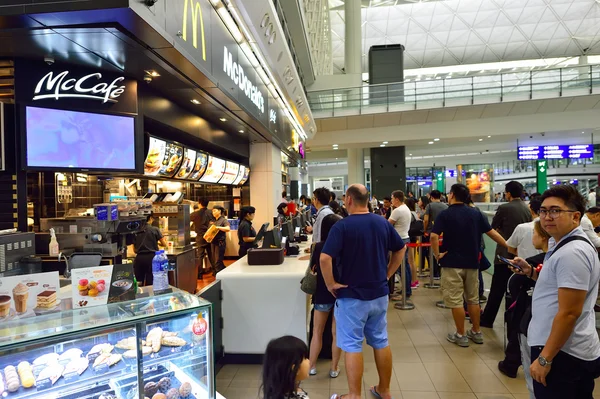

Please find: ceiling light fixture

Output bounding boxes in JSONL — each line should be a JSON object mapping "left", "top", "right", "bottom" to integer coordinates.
{"left": 145, "top": 70, "right": 160, "bottom": 77}
{"left": 380, "top": 144, "right": 386, "bottom": 147}
{"left": 487, "top": 135, "right": 491, "bottom": 138}
{"left": 383, "top": 141, "right": 388, "bottom": 144}
{"left": 428, "top": 141, "right": 434, "bottom": 144}
{"left": 219, "top": 117, "right": 227, "bottom": 122}
{"left": 239, "top": 130, "right": 245, "bottom": 133}
{"left": 409, "top": 153, "right": 412, "bottom": 156}
{"left": 191, "top": 99, "right": 201, "bottom": 105}
{"left": 479, "top": 138, "right": 483, "bottom": 141}
{"left": 434, "top": 138, "right": 440, "bottom": 141}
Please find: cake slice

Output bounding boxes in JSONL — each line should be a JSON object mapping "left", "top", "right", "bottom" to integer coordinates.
{"left": 36, "top": 290, "right": 57, "bottom": 308}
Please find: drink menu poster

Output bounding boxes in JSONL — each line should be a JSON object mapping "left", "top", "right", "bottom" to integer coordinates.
{"left": 0, "top": 272, "right": 60, "bottom": 320}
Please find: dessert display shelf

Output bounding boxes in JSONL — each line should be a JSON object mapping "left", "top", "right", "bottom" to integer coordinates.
{"left": 0, "top": 291, "right": 215, "bottom": 399}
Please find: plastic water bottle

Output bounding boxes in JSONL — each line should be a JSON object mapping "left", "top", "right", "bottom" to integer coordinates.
{"left": 160, "top": 250, "right": 170, "bottom": 286}
{"left": 152, "top": 251, "right": 168, "bottom": 291}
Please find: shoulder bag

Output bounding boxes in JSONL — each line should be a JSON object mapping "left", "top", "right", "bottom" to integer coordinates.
{"left": 408, "top": 213, "right": 424, "bottom": 238}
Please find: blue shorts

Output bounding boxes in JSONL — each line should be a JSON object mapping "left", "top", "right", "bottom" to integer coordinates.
{"left": 314, "top": 303, "right": 334, "bottom": 312}
{"left": 334, "top": 296, "right": 389, "bottom": 353}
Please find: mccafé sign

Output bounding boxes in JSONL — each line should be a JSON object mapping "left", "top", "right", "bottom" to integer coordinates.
{"left": 181, "top": 0, "right": 207, "bottom": 61}
{"left": 33, "top": 71, "right": 126, "bottom": 103}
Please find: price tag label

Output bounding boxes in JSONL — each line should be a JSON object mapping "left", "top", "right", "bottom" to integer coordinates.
{"left": 93, "top": 363, "right": 109, "bottom": 374}
{"left": 36, "top": 378, "right": 52, "bottom": 390}
{"left": 192, "top": 315, "right": 208, "bottom": 336}
{"left": 63, "top": 371, "right": 79, "bottom": 383}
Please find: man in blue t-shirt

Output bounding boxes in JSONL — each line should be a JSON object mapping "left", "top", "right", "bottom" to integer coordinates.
{"left": 321, "top": 184, "right": 406, "bottom": 399}
{"left": 431, "top": 183, "right": 507, "bottom": 348}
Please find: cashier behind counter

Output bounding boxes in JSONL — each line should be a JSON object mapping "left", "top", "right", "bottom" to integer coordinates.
{"left": 238, "top": 206, "right": 258, "bottom": 257}
{"left": 133, "top": 213, "right": 167, "bottom": 285}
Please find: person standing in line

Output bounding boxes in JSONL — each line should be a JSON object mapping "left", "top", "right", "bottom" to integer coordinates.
{"left": 507, "top": 199, "right": 543, "bottom": 259}
{"left": 370, "top": 195, "right": 379, "bottom": 211}
{"left": 321, "top": 184, "right": 406, "bottom": 399}
{"left": 580, "top": 207, "right": 600, "bottom": 248}
{"left": 588, "top": 188, "right": 596, "bottom": 207}
{"left": 510, "top": 185, "right": 600, "bottom": 398}
{"left": 380, "top": 197, "right": 392, "bottom": 219}
{"left": 388, "top": 190, "right": 413, "bottom": 299}
{"left": 417, "top": 195, "right": 430, "bottom": 219}
{"left": 276, "top": 202, "right": 289, "bottom": 226}
{"left": 281, "top": 191, "right": 288, "bottom": 204}
{"left": 481, "top": 181, "right": 532, "bottom": 328}
{"left": 189, "top": 198, "right": 214, "bottom": 278}
{"left": 209, "top": 206, "right": 230, "bottom": 275}
{"left": 237, "top": 206, "right": 258, "bottom": 257}
{"left": 308, "top": 214, "right": 343, "bottom": 379}
{"left": 406, "top": 197, "right": 420, "bottom": 288}
{"left": 305, "top": 187, "right": 334, "bottom": 244}
{"left": 423, "top": 190, "right": 448, "bottom": 279}
{"left": 430, "top": 184, "right": 507, "bottom": 347}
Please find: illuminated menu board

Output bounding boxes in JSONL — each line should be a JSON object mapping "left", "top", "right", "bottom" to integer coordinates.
{"left": 232, "top": 165, "right": 246, "bottom": 185}
{"left": 218, "top": 162, "right": 241, "bottom": 185}
{"left": 144, "top": 137, "right": 167, "bottom": 176}
{"left": 189, "top": 152, "right": 208, "bottom": 180}
{"left": 174, "top": 148, "right": 197, "bottom": 180}
{"left": 238, "top": 167, "right": 250, "bottom": 185}
{"left": 199, "top": 156, "right": 226, "bottom": 183}
{"left": 518, "top": 144, "right": 593, "bottom": 160}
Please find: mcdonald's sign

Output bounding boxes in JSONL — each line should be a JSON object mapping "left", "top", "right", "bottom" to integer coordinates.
{"left": 182, "top": 0, "right": 207, "bottom": 61}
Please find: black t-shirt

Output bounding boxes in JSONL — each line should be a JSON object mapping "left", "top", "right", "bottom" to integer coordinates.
{"left": 311, "top": 242, "right": 336, "bottom": 305}
{"left": 238, "top": 219, "right": 257, "bottom": 249}
{"left": 135, "top": 225, "right": 163, "bottom": 254}
{"left": 211, "top": 216, "right": 230, "bottom": 243}
{"left": 190, "top": 208, "right": 213, "bottom": 235}
{"left": 432, "top": 204, "right": 492, "bottom": 269}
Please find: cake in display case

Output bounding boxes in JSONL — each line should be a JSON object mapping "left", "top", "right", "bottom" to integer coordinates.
{"left": 0, "top": 291, "right": 214, "bottom": 399}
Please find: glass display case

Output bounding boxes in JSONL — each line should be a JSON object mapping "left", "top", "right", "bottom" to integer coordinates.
{"left": 0, "top": 290, "right": 214, "bottom": 399}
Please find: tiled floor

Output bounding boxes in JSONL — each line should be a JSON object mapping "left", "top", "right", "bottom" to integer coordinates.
{"left": 215, "top": 276, "right": 600, "bottom": 399}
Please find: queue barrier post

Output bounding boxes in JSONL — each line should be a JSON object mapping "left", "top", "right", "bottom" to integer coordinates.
{"left": 393, "top": 254, "right": 415, "bottom": 311}
{"left": 423, "top": 243, "right": 440, "bottom": 289}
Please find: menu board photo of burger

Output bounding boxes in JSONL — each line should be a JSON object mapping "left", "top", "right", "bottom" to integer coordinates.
{"left": 175, "top": 148, "right": 197, "bottom": 180}
{"left": 144, "top": 137, "right": 167, "bottom": 176}
{"left": 199, "top": 156, "right": 226, "bottom": 183}
{"left": 157, "top": 142, "right": 184, "bottom": 178}
{"left": 189, "top": 152, "right": 208, "bottom": 180}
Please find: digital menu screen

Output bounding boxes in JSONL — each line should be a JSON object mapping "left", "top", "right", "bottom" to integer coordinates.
{"left": 518, "top": 144, "right": 593, "bottom": 160}
{"left": 218, "top": 162, "right": 241, "bottom": 184}
{"left": 232, "top": 165, "right": 246, "bottom": 185}
{"left": 157, "top": 142, "right": 184, "bottom": 178}
{"left": 238, "top": 167, "right": 250, "bottom": 185}
{"left": 189, "top": 152, "right": 208, "bottom": 180}
{"left": 144, "top": 137, "right": 167, "bottom": 176}
{"left": 174, "top": 148, "right": 197, "bottom": 180}
{"left": 199, "top": 156, "right": 226, "bottom": 183}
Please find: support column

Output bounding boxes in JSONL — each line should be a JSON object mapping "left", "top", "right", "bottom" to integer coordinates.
{"left": 344, "top": 0, "right": 362, "bottom": 76}
{"left": 250, "top": 143, "right": 282, "bottom": 229}
{"left": 347, "top": 148, "right": 365, "bottom": 186}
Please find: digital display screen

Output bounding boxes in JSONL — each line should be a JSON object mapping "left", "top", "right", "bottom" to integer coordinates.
{"left": 144, "top": 137, "right": 166, "bottom": 176}
{"left": 156, "top": 142, "right": 184, "bottom": 178}
{"left": 238, "top": 167, "right": 250, "bottom": 185}
{"left": 518, "top": 144, "right": 593, "bottom": 160}
{"left": 218, "top": 161, "right": 241, "bottom": 185}
{"left": 189, "top": 152, "right": 208, "bottom": 180}
{"left": 199, "top": 156, "right": 226, "bottom": 183}
{"left": 232, "top": 165, "right": 246, "bottom": 185}
{"left": 26, "top": 106, "right": 135, "bottom": 170}
{"left": 174, "top": 148, "right": 197, "bottom": 180}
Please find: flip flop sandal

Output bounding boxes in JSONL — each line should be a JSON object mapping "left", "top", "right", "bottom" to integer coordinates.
{"left": 390, "top": 294, "right": 404, "bottom": 301}
{"left": 370, "top": 386, "right": 390, "bottom": 399}
{"left": 330, "top": 394, "right": 348, "bottom": 399}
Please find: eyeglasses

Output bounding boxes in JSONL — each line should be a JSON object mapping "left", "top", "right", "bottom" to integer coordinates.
{"left": 539, "top": 209, "right": 577, "bottom": 218}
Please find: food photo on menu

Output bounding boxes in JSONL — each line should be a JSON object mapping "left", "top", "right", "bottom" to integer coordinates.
{"left": 189, "top": 152, "right": 208, "bottom": 180}
{"left": 145, "top": 137, "right": 167, "bottom": 176}
{"left": 175, "top": 149, "right": 197, "bottom": 180}
{"left": 71, "top": 266, "right": 114, "bottom": 309}
{"left": 0, "top": 272, "right": 61, "bottom": 320}
{"left": 158, "top": 142, "right": 184, "bottom": 178}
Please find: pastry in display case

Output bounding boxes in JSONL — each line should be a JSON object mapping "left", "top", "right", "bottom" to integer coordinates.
{"left": 0, "top": 291, "right": 214, "bottom": 399}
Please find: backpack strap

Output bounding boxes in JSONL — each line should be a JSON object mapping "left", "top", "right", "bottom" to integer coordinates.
{"left": 547, "top": 235, "right": 597, "bottom": 259}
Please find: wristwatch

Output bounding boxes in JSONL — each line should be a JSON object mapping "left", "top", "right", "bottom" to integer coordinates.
{"left": 538, "top": 355, "right": 552, "bottom": 367}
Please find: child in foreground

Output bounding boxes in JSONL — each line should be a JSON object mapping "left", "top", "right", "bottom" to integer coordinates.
{"left": 262, "top": 336, "right": 311, "bottom": 399}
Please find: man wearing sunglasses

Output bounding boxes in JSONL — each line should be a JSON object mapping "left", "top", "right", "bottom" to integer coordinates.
{"left": 510, "top": 185, "right": 600, "bottom": 399}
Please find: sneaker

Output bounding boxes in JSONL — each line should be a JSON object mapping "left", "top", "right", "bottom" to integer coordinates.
{"left": 411, "top": 281, "right": 419, "bottom": 289}
{"left": 479, "top": 294, "right": 488, "bottom": 303}
{"left": 447, "top": 332, "right": 469, "bottom": 347}
{"left": 467, "top": 329, "right": 484, "bottom": 344}
{"left": 329, "top": 368, "right": 340, "bottom": 378}
{"left": 497, "top": 360, "right": 518, "bottom": 378}
{"left": 309, "top": 367, "right": 317, "bottom": 376}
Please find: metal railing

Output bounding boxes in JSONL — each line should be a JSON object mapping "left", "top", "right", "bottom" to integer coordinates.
{"left": 308, "top": 64, "right": 600, "bottom": 117}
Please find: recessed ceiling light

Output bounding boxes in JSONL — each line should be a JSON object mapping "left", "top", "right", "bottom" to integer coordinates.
{"left": 219, "top": 117, "right": 227, "bottom": 122}
{"left": 428, "top": 141, "right": 434, "bottom": 144}
{"left": 383, "top": 141, "right": 388, "bottom": 144}
{"left": 487, "top": 135, "right": 491, "bottom": 138}
{"left": 380, "top": 144, "right": 386, "bottom": 147}
{"left": 434, "top": 138, "right": 440, "bottom": 141}
{"left": 479, "top": 138, "right": 483, "bottom": 141}
{"left": 239, "top": 130, "right": 245, "bottom": 133}
{"left": 582, "top": 131, "right": 585, "bottom": 134}
{"left": 191, "top": 99, "right": 201, "bottom": 105}
{"left": 146, "top": 70, "right": 160, "bottom": 77}
{"left": 409, "top": 153, "right": 412, "bottom": 156}
{"left": 333, "top": 144, "right": 338, "bottom": 146}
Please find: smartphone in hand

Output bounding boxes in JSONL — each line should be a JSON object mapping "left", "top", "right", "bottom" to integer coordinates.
{"left": 497, "top": 255, "right": 523, "bottom": 271}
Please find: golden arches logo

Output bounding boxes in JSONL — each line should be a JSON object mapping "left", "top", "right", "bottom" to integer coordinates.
{"left": 182, "top": 0, "right": 207, "bottom": 61}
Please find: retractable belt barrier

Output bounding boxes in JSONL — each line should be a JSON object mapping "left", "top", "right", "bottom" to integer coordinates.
{"left": 404, "top": 239, "right": 441, "bottom": 290}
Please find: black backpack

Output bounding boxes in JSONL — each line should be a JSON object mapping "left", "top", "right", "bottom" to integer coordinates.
{"left": 408, "top": 213, "right": 424, "bottom": 238}
{"left": 519, "top": 235, "right": 596, "bottom": 336}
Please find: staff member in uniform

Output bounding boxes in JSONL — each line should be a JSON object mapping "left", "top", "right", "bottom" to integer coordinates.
{"left": 238, "top": 206, "right": 258, "bottom": 257}
{"left": 134, "top": 213, "right": 168, "bottom": 285}
{"left": 190, "top": 198, "right": 214, "bottom": 278}
{"left": 210, "top": 206, "right": 230, "bottom": 275}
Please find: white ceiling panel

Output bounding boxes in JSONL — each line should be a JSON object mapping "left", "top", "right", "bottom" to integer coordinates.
{"left": 329, "top": 0, "right": 600, "bottom": 73}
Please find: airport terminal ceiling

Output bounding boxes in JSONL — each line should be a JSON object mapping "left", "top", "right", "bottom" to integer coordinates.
{"left": 329, "top": 0, "right": 600, "bottom": 73}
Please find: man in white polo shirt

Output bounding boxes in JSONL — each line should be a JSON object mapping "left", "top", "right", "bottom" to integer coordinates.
{"left": 511, "top": 185, "right": 600, "bottom": 398}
